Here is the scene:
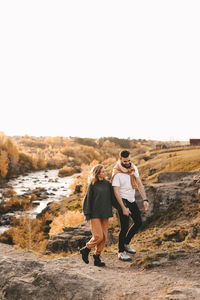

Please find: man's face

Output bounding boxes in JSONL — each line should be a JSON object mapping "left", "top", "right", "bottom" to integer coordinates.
{"left": 120, "top": 155, "right": 131, "bottom": 169}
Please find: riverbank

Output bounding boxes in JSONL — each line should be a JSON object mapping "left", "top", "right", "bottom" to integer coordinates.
{"left": 0, "top": 169, "right": 74, "bottom": 233}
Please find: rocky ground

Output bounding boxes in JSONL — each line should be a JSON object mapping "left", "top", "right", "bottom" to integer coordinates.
{"left": 0, "top": 243, "right": 200, "bottom": 300}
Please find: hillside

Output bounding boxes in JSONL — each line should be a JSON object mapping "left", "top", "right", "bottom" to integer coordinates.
{"left": 136, "top": 146, "right": 200, "bottom": 184}
{"left": 1, "top": 133, "right": 199, "bottom": 184}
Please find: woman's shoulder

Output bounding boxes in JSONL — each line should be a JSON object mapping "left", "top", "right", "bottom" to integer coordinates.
{"left": 93, "top": 180, "right": 111, "bottom": 186}
{"left": 103, "top": 179, "right": 112, "bottom": 185}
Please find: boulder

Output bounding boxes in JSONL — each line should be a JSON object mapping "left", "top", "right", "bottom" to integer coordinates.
{"left": 0, "top": 215, "right": 13, "bottom": 226}
{"left": 46, "top": 222, "right": 116, "bottom": 253}
{"left": 158, "top": 171, "right": 199, "bottom": 183}
{"left": 46, "top": 222, "right": 92, "bottom": 253}
{"left": 32, "top": 201, "right": 40, "bottom": 206}
{"left": 0, "top": 244, "right": 104, "bottom": 300}
{"left": 135, "top": 171, "right": 200, "bottom": 223}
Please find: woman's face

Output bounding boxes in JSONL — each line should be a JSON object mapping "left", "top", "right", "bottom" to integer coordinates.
{"left": 98, "top": 167, "right": 107, "bottom": 180}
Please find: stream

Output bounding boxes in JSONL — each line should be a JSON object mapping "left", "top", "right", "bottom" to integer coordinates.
{"left": 0, "top": 169, "right": 74, "bottom": 233}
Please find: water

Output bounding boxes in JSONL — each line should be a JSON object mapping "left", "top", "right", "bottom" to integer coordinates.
{"left": 0, "top": 169, "right": 75, "bottom": 233}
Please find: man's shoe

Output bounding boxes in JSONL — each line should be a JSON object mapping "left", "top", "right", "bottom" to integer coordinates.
{"left": 93, "top": 254, "right": 106, "bottom": 267}
{"left": 80, "top": 246, "right": 90, "bottom": 264}
{"left": 118, "top": 251, "right": 132, "bottom": 261}
{"left": 124, "top": 244, "right": 136, "bottom": 254}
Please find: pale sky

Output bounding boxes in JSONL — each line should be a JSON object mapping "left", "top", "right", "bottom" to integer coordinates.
{"left": 0, "top": 1, "right": 199, "bottom": 141}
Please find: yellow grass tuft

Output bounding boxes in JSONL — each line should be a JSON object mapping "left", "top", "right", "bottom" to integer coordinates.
{"left": 49, "top": 211, "right": 84, "bottom": 236}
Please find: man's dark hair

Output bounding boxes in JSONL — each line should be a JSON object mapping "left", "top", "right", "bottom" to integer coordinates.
{"left": 120, "top": 150, "right": 130, "bottom": 158}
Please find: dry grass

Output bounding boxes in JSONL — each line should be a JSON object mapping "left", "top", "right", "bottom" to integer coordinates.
{"left": 0, "top": 216, "right": 48, "bottom": 252}
{"left": 58, "top": 165, "right": 81, "bottom": 177}
{"left": 49, "top": 211, "right": 84, "bottom": 236}
{"left": 137, "top": 147, "right": 200, "bottom": 182}
{"left": 0, "top": 196, "right": 32, "bottom": 214}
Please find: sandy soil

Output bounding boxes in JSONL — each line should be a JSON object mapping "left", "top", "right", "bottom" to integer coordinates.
{"left": 68, "top": 249, "right": 200, "bottom": 300}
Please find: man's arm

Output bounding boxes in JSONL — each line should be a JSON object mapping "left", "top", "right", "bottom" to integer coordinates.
{"left": 113, "top": 186, "right": 130, "bottom": 216}
{"left": 136, "top": 177, "right": 149, "bottom": 211}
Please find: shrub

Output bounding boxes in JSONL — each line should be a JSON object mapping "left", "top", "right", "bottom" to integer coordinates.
{"left": 2, "top": 188, "right": 16, "bottom": 198}
{"left": 0, "top": 216, "right": 48, "bottom": 252}
{"left": 58, "top": 165, "right": 81, "bottom": 177}
{"left": 0, "top": 150, "right": 9, "bottom": 178}
{"left": 0, "top": 133, "right": 19, "bottom": 179}
{"left": 18, "top": 152, "right": 35, "bottom": 173}
{"left": 49, "top": 211, "right": 84, "bottom": 236}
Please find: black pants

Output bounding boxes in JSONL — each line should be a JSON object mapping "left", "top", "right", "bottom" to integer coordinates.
{"left": 118, "top": 199, "right": 142, "bottom": 253}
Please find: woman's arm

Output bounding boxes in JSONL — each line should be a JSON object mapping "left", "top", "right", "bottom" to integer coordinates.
{"left": 83, "top": 184, "right": 93, "bottom": 220}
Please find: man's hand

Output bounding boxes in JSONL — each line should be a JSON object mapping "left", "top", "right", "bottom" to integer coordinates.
{"left": 113, "top": 186, "right": 131, "bottom": 216}
{"left": 144, "top": 201, "right": 149, "bottom": 211}
{"left": 122, "top": 207, "right": 131, "bottom": 216}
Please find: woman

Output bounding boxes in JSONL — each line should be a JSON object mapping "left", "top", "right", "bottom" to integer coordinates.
{"left": 80, "top": 164, "right": 113, "bottom": 267}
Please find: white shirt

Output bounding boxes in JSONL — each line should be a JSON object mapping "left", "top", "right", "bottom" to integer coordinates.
{"left": 112, "top": 165, "right": 140, "bottom": 202}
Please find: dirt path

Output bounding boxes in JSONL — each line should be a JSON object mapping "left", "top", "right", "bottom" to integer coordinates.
{"left": 0, "top": 244, "right": 200, "bottom": 299}
{"left": 67, "top": 251, "right": 200, "bottom": 299}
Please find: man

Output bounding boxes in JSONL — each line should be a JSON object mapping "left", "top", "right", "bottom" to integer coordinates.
{"left": 112, "top": 150, "right": 149, "bottom": 261}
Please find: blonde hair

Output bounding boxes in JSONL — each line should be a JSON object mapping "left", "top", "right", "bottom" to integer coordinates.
{"left": 88, "top": 164, "right": 104, "bottom": 185}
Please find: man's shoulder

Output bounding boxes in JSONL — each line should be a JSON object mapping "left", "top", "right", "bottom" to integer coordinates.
{"left": 113, "top": 172, "right": 129, "bottom": 181}
{"left": 133, "top": 165, "right": 140, "bottom": 177}
{"left": 115, "top": 172, "right": 129, "bottom": 177}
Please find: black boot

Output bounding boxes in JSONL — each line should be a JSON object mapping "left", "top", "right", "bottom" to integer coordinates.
{"left": 80, "top": 246, "right": 90, "bottom": 264}
{"left": 93, "top": 254, "right": 106, "bottom": 267}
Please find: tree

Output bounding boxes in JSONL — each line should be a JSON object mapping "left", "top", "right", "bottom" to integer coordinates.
{"left": 0, "top": 150, "right": 9, "bottom": 178}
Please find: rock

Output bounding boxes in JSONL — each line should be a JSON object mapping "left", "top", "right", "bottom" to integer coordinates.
{"left": 135, "top": 172, "right": 200, "bottom": 224}
{"left": 143, "top": 156, "right": 152, "bottom": 161}
{"left": 190, "top": 227, "right": 198, "bottom": 239}
{"left": 43, "top": 218, "right": 54, "bottom": 234}
{"left": 46, "top": 223, "right": 116, "bottom": 253}
{"left": 158, "top": 171, "right": 199, "bottom": 183}
{"left": 36, "top": 203, "right": 52, "bottom": 219}
{"left": 148, "top": 168, "right": 157, "bottom": 176}
{"left": 45, "top": 218, "right": 54, "bottom": 226}
{"left": 161, "top": 229, "right": 188, "bottom": 242}
{"left": 165, "top": 286, "right": 200, "bottom": 299}
{"left": 32, "top": 201, "right": 40, "bottom": 206}
{"left": 0, "top": 245, "right": 104, "bottom": 300}
{"left": 0, "top": 215, "right": 13, "bottom": 226}
{"left": 46, "top": 222, "right": 92, "bottom": 253}
{"left": 74, "top": 184, "right": 82, "bottom": 193}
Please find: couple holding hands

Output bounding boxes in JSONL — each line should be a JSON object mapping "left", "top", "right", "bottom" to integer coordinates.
{"left": 80, "top": 150, "right": 149, "bottom": 267}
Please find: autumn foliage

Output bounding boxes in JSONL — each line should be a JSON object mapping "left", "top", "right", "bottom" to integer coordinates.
{"left": 49, "top": 211, "right": 84, "bottom": 236}
{"left": 0, "top": 216, "right": 48, "bottom": 252}
{"left": 0, "top": 133, "right": 19, "bottom": 179}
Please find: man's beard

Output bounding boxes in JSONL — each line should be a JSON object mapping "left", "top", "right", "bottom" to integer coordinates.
{"left": 121, "top": 162, "right": 131, "bottom": 169}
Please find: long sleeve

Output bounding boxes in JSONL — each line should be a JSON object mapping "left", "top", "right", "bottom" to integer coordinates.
{"left": 83, "top": 184, "right": 93, "bottom": 220}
